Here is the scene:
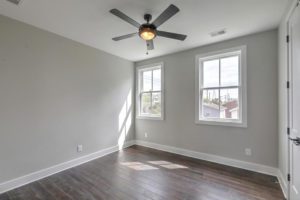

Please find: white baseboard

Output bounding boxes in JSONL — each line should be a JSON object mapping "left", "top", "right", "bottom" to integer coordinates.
{"left": 277, "top": 170, "right": 288, "bottom": 199}
{"left": 0, "top": 140, "right": 135, "bottom": 194}
{"left": 135, "top": 140, "right": 279, "bottom": 176}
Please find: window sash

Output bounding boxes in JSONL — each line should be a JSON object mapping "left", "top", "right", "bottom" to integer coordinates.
{"left": 137, "top": 63, "right": 164, "bottom": 120}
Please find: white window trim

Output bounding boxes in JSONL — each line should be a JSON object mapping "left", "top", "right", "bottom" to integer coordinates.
{"left": 195, "top": 46, "right": 247, "bottom": 128}
{"left": 136, "top": 62, "right": 164, "bottom": 120}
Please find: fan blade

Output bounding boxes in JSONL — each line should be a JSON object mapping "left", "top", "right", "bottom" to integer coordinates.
{"left": 157, "top": 31, "right": 187, "bottom": 41}
{"left": 146, "top": 40, "right": 154, "bottom": 50}
{"left": 110, "top": 9, "right": 140, "bottom": 28}
{"left": 152, "top": 4, "right": 179, "bottom": 28}
{"left": 112, "top": 33, "right": 138, "bottom": 41}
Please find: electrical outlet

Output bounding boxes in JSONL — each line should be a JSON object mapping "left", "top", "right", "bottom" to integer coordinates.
{"left": 245, "top": 148, "right": 252, "bottom": 156}
{"left": 77, "top": 145, "right": 83, "bottom": 152}
{"left": 145, "top": 132, "right": 148, "bottom": 138}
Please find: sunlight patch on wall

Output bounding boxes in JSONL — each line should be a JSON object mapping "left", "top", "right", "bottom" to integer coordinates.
{"left": 126, "top": 90, "right": 132, "bottom": 112}
{"left": 118, "top": 90, "right": 132, "bottom": 150}
{"left": 118, "top": 128, "right": 126, "bottom": 149}
{"left": 125, "top": 112, "right": 132, "bottom": 133}
{"left": 118, "top": 102, "right": 127, "bottom": 132}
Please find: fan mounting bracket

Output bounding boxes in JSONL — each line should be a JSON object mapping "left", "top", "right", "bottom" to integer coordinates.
{"left": 144, "top": 14, "right": 152, "bottom": 23}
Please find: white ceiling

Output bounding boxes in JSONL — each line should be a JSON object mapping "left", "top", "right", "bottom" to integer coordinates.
{"left": 0, "top": 0, "right": 289, "bottom": 61}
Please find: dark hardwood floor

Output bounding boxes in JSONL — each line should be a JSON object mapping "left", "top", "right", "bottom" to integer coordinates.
{"left": 0, "top": 145, "right": 284, "bottom": 200}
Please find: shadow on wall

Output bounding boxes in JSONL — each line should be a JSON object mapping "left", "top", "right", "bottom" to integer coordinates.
{"left": 118, "top": 90, "right": 132, "bottom": 150}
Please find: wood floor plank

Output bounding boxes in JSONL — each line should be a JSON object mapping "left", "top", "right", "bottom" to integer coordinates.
{"left": 38, "top": 178, "right": 74, "bottom": 200}
{"left": 0, "top": 193, "right": 9, "bottom": 200}
{"left": 0, "top": 145, "right": 284, "bottom": 200}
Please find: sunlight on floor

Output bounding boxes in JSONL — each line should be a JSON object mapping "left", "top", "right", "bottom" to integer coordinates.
{"left": 121, "top": 162, "right": 159, "bottom": 171}
{"left": 148, "top": 161, "right": 172, "bottom": 165}
{"left": 159, "top": 164, "right": 188, "bottom": 169}
{"left": 121, "top": 160, "right": 188, "bottom": 171}
{"left": 121, "top": 162, "right": 143, "bottom": 166}
{"left": 148, "top": 160, "right": 188, "bottom": 169}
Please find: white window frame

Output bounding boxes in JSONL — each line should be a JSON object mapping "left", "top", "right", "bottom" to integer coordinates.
{"left": 195, "top": 46, "right": 247, "bottom": 127}
{"left": 136, "top": 62, "right": 164, "bottom": 120}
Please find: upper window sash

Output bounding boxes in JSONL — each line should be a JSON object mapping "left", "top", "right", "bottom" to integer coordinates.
{"left": 199, "top": 52, "right": 241, "bottom": 89}
{"left": 139, "top": 66, "right": 161, "bottom": 92}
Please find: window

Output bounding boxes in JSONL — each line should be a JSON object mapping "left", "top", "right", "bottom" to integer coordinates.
{"left": 195, "top": 46, "right": 247, "bottom": 127}
{"left": 136, "top": 63, "right": 164, "bottom": 120}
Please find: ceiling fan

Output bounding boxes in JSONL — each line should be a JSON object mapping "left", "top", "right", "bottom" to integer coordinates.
{"left": 110, "top": 4, "right": 187, "bottom": 51}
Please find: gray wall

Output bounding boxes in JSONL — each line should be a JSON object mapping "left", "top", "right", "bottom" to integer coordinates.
{"left": 135, "top": 30, "right": 278, "bottom": 167}
{"left": 0, "top": 15, "right": 134, "bottom": 183}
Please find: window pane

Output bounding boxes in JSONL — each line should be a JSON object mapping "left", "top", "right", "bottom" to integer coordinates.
{"left": 202, "top": 89, "right": 220, "bottom": 118}
{"left": 151, "top": 92, "right": 161, "bottom": 116}
{"left": 221, "top": 56, "right": 239, "bottom": 86}
{"left": 220, "top": 88, "right": 239, "bottom": 119}
{"left": 140, "top": 92, "right": 161, "bottom": 116}
{"left": 153, "top": 69, "right": 161, "bottom": 91}
{"left": 142, "top": 71, "right": 152, "bottom": 91}
{"left": 203, "top": 59, "right": 219, "bottom": 87}
{"left": 141, "top": 93, "right": 151, "bottom": 114}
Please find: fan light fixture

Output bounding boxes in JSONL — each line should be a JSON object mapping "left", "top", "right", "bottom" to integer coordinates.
{"left": 139, "top": 27, "right": 156, "bottom": 41}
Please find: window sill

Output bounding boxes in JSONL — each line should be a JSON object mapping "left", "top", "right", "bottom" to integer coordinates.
{"left": 136, "top": 115, "right": 164, "bottom": 121}
{"left": 195, "top": 119, "right": 247, "bottom": 128}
